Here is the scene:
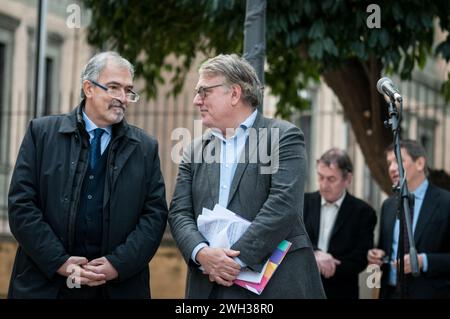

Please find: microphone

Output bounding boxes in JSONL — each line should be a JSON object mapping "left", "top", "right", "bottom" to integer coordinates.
{"left": 377, "top": 77, "right": 402, "bottom": 102}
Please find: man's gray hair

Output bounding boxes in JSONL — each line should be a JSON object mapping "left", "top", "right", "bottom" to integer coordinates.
{"left": 199, "top": 54, "right": 263, "bottom": 108}
{"left": 317, "top": 148, "right": 353, "bottom": 179}
{"left": 80, "top": 51, "right": 134, "bottom": 99}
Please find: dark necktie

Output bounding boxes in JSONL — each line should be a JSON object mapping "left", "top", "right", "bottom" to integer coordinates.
{"left": 402, "top": 193, "right": 415, "bottom": 253}
{"left": 396, "top": 193, "right": 415, "bottom": 295}
{"left": 89, "top": 128, "right": 104, "bottom": 169}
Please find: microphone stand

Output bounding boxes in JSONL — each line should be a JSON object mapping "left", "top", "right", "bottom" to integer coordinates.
{"left": 383, "top": 98, "right": 420, "bottom": 298}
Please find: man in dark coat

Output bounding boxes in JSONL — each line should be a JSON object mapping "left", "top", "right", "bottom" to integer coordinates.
{"left": 303, "top": 148, "right": 377, "bottom": 299}
{"left": 7, "top": 51, "right": 168, "bottom": 299}
{"left": 368, "top": 140, "right": 450, "bottom": 299}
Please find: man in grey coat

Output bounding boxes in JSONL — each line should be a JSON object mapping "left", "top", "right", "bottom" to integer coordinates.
{"left": 169, "top": 54, "right": 325, "bottom": 299}
{"left": 8, "top": 51, "right": 168, "bottom": 298}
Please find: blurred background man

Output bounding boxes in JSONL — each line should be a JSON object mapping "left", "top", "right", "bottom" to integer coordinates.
{"left": 368, "top": 139, "right": 450, "bottom": 299}
{"left": 304, "top": 148, "right": 377, "bottom": 299}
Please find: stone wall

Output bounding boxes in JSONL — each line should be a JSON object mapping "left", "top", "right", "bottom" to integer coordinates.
{"left": 0, "top": 240, "right": 15, "bottom": 298}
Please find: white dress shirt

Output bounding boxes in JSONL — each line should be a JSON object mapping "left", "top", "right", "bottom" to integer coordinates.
{"left": 317, "top": 191, "right": 346, "bottom": 252}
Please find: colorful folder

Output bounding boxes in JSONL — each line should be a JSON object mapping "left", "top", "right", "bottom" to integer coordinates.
{"left": 234, "top": 240, "right": 292, "bottom": 295}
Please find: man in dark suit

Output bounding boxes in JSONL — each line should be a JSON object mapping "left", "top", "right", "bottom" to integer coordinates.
{"left": 304, "top": 148, "right": 377, "bottom": 299}
{"left": 169, "top": 54, "right": 325, "bottom": 299}
{"left": 8, "top": 51, "right": 168, "bottom": 298}
{"left": 368, "top": 139, "right": 450, "bottom": 299}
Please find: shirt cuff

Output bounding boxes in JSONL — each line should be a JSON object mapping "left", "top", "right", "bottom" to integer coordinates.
{"left": 234, "top": 256, "right": 247, "bottom": 268}
{"left": 421, "top": 253, "right": 428, "bottom": 272}
{"left": 191, "top": 243, "right": 208, "bottom": 265}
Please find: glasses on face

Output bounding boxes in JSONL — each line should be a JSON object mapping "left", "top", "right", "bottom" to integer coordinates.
{"left": 194, "top": 83, "right": 224, "bottom": 99}
{"left": 90, "top": 80, "right": 140, "bottom": 102}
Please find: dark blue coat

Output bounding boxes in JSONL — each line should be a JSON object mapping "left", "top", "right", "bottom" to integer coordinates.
{"left": 8, "top": 102, "right": 168, "bottom": 298}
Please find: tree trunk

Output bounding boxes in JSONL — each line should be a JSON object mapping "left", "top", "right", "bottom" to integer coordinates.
{"left": 323, "top": 57, "right": 393, "bottom": 194}
{"left": 323, "top": 58, "right": 450, "bottom": 194}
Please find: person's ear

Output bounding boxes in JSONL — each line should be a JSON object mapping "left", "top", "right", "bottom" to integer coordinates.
{"left": 415, "top": 156, "right": 426, "bottom": 173}
{"left": 230, "top": 84, "right": 242, "bottom": 106}
{"left": 345, "top": 172, "right": 353, "bottom": 187}
{"left": 83, "top": 80, "right": 94, "bottom": 99}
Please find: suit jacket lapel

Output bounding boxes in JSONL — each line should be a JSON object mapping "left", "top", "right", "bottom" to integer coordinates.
{"left": 310, "top": 192, "right": 322, "bottom": 246}
{"left": 227, "top": 112, "right": 265, "bottom": 206}
{"left": 330, "top": 193, "right": 352, "bottom": 238}
{"left": 203, "top": 132, "right": 221, "bottom": 205}
{"left": 414, "top": 184, "right": 439, "bottom": 244}
{"left": 384, "top": 196, "right": 398, "bottom": 256}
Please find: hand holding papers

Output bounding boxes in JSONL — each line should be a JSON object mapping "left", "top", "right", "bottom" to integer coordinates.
{"left": 197, "top": 204, "right": 291, "bottom": 294}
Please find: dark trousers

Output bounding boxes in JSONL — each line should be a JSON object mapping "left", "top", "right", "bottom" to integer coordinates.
{"left": 382, "top": 284, "right": 404, "bottom": 299}
{"left": 58, "top": 284, "right": 106, "bottom": 299}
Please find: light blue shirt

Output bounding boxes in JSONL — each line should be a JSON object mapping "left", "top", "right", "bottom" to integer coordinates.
{"left": 388, "top": 179, "right": 429, "bottom": 286}
{"left": 191, "top": 110, "right": 258, "bottom": 264}
{"left": 82, "top": 111, "right": 112, "bottom": 154}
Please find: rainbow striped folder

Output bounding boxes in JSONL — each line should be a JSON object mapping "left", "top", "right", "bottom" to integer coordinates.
{"left": 234, "top": 240, "right": 292, "bottom": 295}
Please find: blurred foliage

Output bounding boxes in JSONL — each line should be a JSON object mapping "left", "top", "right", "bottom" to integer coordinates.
{"left": 83, "top": 0, "right": 450, "bottom": 118}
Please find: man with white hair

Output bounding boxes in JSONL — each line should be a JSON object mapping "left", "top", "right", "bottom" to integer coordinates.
{"left": 8, "top": 51, "right": 168, "bottom": 298}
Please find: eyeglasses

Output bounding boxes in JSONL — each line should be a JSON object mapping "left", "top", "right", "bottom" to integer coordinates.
{"left": 90, "top": 80, "right": 140, "bottom": 102}
{"left": 194, "top": 83, "right": 224, "bottom": 99}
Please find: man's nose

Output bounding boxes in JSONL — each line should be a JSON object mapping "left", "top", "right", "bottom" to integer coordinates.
{"left": 113, "top": 90, "right": 127, "bottom": 104}
{"left": 193, "top": 94, "right": 203, "bottom": 106}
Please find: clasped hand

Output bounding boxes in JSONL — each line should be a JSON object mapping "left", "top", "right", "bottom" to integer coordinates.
{"left": 57, "top": 256, "right": 118, "bottom": 287}
{"left": 196, "top": 247, "right": 241, "bottom": 287}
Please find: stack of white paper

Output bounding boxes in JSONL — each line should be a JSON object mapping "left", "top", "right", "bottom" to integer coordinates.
{"left": 197, "top": 204, "right": 268, "bottom": 283}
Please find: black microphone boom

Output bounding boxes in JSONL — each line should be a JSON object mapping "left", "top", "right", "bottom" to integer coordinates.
{"left": 377, "top": 77, "right": 403, "bottom": 102}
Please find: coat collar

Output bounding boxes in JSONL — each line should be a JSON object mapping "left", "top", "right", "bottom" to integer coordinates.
{"left": 311, "top": 191, "right": 353, "bottom": 242}
{"left": 202, "top": 110, "right": 265, "bottom": 206}
{"left": 58, "top": 100, "right": 138, "bottom": 141}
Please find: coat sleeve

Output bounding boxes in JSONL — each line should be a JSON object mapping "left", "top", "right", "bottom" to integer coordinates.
{"left": 8, "top": 120, "right": 69, "bottom": 279}
{"left": 168, "top": 141, "right": 208, "bottom": 264}
{"left": 231, "top": 125, "right": 308, "bottom": 272}
{"left": 423, "top": 192, "right": 450, "bottom": 277}
{"left": 106, "top": 140, "right": 168, "bottom": 282}
{"left": 334, "top": 205, "right": 377, "bottom": 276}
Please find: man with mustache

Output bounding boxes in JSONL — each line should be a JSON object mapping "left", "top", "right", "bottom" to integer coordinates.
{"left": 8, "top": 51, "right": 168, "bottom": 298}
{"left": 367, "top": 139, "right": 450, "bottom": 298}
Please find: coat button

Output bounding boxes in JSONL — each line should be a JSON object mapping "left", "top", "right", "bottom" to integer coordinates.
{"left": 89, "top": 175, "right": 94, "bottom": 180}
{"left": 64, "top": 197, "right": 68, "bottom": 202}
{"left": 87, "top": 195, "right": 93, "bottom": 200}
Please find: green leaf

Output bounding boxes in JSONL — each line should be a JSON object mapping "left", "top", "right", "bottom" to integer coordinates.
{"left": 379, "top": 30, "right": 390, "bottom": 48}
{"left": 322, "top": 37, "right": 338, "bottom": 56}
{"left": 368, "top": 30, "right": 379, "bottom": 48}
{"left": 308, "top": 21, "right": 325, "bottom": 40}
{"left": 392, "top": 3, "right": 404, "bottom": 21}
{"left": 435, "top": 40, "right": 450, "bottom": 61}
{"left": 308, "top": 41, "right": 324, "bottom": 59}
{"left": 405, "top": 12, "right": 418, "bottom": 29}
